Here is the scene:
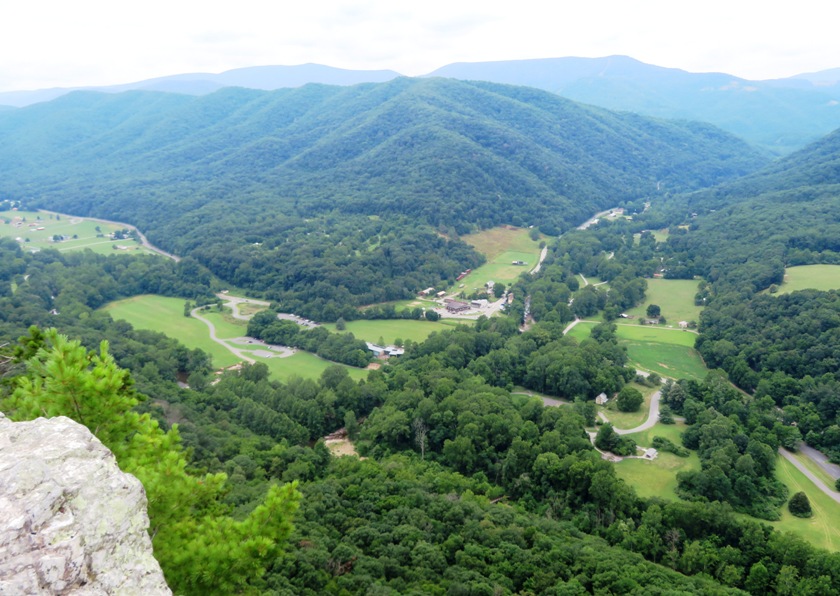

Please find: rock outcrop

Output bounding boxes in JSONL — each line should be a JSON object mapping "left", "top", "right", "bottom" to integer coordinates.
{"left": 0, "top": 413, "right": 171, "bottom": 594}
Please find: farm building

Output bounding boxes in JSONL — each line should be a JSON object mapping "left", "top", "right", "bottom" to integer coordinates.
{"left": 436, "top": 291, "right": 447, "bottom": 298}
{"left": 679, "top": 321, "right": 689, "bottom": 329}
{"left": 446, "top": 301, "right": 470, "bottom": 313}
{"left": 418, "top": 287, "right": 435, "bottom": 297}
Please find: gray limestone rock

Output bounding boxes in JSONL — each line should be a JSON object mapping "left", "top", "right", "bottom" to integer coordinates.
{"left": 0, "top": 413, "right": 171, "bottom": 594}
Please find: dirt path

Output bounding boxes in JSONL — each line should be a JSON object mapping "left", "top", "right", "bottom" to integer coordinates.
{"left": 779, "top": 447, "right": 840, "bottom": 504}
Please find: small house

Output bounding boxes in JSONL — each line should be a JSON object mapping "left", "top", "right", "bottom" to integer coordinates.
{"left": 595, "top": 393, "right": 609, "bottom": 405}
{"left": 679, "top": 321, "right": 689, "bottom": 329}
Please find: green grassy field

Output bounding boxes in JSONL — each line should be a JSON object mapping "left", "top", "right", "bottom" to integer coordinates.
{"left": 614, "top": 422, "right": 700, "bottom": 501}
{"left": 323, "top": 318, "right": 465, "bottom": 344}
{"left": 762, "top": 456, "right": 840, "bottom": 552}
{"left": 566, "top": 322, "right": 707, "bottom": 381}
{"left": 102, "top": 295, "right": 241, "bottom": 368}
{"left": 775, "top": 264, "right": 840, "bottom": 294}
{"left": 259, "top": 351, "right": 368, "bottom": 382}
{"left": 0, "top": 210, "right": 157, "bottom": 256}
{"left": 598, "top": 382, "right": 658, "bottom": 429}
{"left": 102, "top": 294, "right": 370, "bottom": 380}
{"left": 458, "top": 226, "right": 543, "bottom": 290}
{"left": 625, "top": 278, "right": 703, "bottom": 325}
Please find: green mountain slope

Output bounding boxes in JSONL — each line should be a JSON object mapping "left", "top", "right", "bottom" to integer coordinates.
{"left": 0, "top": 77, "right": 767, "bottom": 239}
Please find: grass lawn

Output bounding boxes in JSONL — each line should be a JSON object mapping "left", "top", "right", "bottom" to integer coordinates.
{"left": 1, "top": 210, "right": 157, "bottom": 256}
{"left": 599, "top": 382, "right": 658, "bottom": 429}
{"left": 257, "top": 351, "right": 368, "bottom": 383}
{"left": 102, "top": 295, "right": 369, "bottom": 381}
{"left": 614, "top": 422, "right": 700, "bottom": 501}
{"left": 566, "top": 322, "right": 707, "bottom": 381}
{"left": 102, "top": 295, "right": 240, "bottom": 368}
{"left": 323, "top": 319, "right": 463, "bottom": 345}
{"left": 762, "top": 456, "right": 840, "bottom": 552}
{"left": 625, "top": 278, "right": 703, "bottom": 325}
{"left": 201, "top": 309, "right": 249, "bottom": 339}
{"left": 775, "top": 264, "right": 840, "bottom": 294}
{"left": 461, "top": 226, "right": 542, "bottom": 259}
{"left": 789, "top": 450, "right": 838, "bottom": 489}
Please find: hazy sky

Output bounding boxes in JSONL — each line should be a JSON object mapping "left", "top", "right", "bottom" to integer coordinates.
{"left": 1, "top": 0, "right": 837, "bottom": 92}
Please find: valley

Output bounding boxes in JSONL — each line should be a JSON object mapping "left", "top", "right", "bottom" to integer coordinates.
{"left": 2, "top": 70, "right": 840, "bottom": 594}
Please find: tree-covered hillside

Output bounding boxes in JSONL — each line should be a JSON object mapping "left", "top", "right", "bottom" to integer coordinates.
{"left": 0, "top": 77, "right": 767, "bottom": 239}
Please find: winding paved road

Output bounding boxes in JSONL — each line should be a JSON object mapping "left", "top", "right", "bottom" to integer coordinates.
{"left": 798, "top": 442, "right": 840, "bottom": 481}
{"left": 190, "top": 306, "right": 256, "bottom": 364}
{"left": 614, "top": 391, "right": 661, "bottom": 435}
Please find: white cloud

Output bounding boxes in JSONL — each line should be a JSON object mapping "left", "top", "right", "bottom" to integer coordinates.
{"left": 0, "top": 0, "right": 838, "bottom": 91}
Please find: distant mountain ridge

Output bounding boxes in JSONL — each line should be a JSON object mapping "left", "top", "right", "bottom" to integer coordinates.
{"left": 0, "top": 64, "right": 401, "bottom": 108}
{"left": 2, "top": 56, "right": 838, "bottom": 154}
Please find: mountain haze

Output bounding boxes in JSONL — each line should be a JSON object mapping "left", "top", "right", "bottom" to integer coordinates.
{"left": 428, "top": 56, "right": 840, "bottom": 154}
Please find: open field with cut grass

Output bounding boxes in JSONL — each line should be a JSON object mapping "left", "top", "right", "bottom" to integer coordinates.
{"left": 102, "top": 295, "right": 241, "bottom": 368}
{"left": 461, "top": 226, "right": 542, "bottom": 259}
{"left": 598, "top": 382, "right": 658, "bottom": 429}
{"left": 260, "top": 351, "right": 368, "bottom": 382}
{"left": 614, "top": 422, "right": 700, "bottom": 501}
{"left": 323, "top": 318, "right": 466, "bottom": 345}
{"left": 1, "top": 210, "right": 157, "bottom": 256}
{"left": 762, "top": 456, "right": 840, "bottom": 552}
{"left": 565, "top": 321, "right": 707, "bottom": 380}
{"left": 625, "top": 278, "right": 703, "bottom": 324}
{"left": 775, "top": 264, "right": 840, "bottom": 294}
{"left": 102, "top": 294, "right": 370, "bottom": 380}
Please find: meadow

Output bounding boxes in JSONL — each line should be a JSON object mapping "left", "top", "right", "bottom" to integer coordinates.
{"left": 613, "top": 422, "right": 701, "bottom": 501}
{"left": 323, "top": 318, "right": 466, "bottom": 345}
{"left": 598, "top": 382, "right": 658, "bottom": 429}
{"left": 775, "top": 264, "right": 840, "bottom": 294}
{"left": 101, "top": 294, "right": 369, "bottom": 380}
{"left": 1, "top": 210, "right": 156, "bottom": 256}
{"left": 457, "top": 226, "right": 543, "bottom": 289}
{"left": 615, "top": 421, "right": 840, "bottom": 552}
{"left": 760, "top": 456, "right": 840, "bottom": 552}
{"left": 566, "top": 321, "right": 707, "bottom": 381}
{"left": 625, "top": 278, "right": 703, "bottom": 324}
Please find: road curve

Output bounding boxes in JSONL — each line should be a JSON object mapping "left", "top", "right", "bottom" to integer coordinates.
{"left": 779, "top": 447, "right": 840, "bottom": 504}
{"left": 190, "top": 306, "right": 256, "bottom": 364}
{"left": 614, "top": 391, "right": 661, "bottom": 435}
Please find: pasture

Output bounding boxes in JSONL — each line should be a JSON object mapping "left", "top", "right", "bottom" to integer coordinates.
{"left": 598, "top": 382, "right": 658, "bottom": 429}
{"left": 625, "top": 278, "right": 703, "bottom": 324}
{"left": 613, "top": 422, "right": 700, "bottom": 501}
{"left": 458, "top": 226, "right": 543, "bottom": 289}
{"left": 775, "top": 264, "right": 840, "bottom": 294}
{"left": 101, "top": 294, "right": 369, "bottom": 381}
{"left": 323, "top": 318, "right": 465, "bottom": 345}
{"left": 565, "top": 321, "right": 707, "bottom": 381}
{"left": 102, "top": 295, "right": 240, "bottom": 368}
{"left": 764, "top": 456, "right": 840, "bottom": 552}
{"left": 0, "top": 210, "right": 156, "bottom": 256}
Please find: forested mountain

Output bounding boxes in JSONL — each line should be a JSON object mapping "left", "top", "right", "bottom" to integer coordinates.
{"left": 0, "top": 77, "right": 766, "bottom": 236}
{"left": 428, "top": 56, "right": 840, "bottom": 154}
{"left": 0, "top": 78, "right": 767, "bottom": 317}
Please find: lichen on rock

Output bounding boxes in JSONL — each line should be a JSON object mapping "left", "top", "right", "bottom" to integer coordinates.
{"left": 0, "top": 413, "right": 171, "bottom": 594}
